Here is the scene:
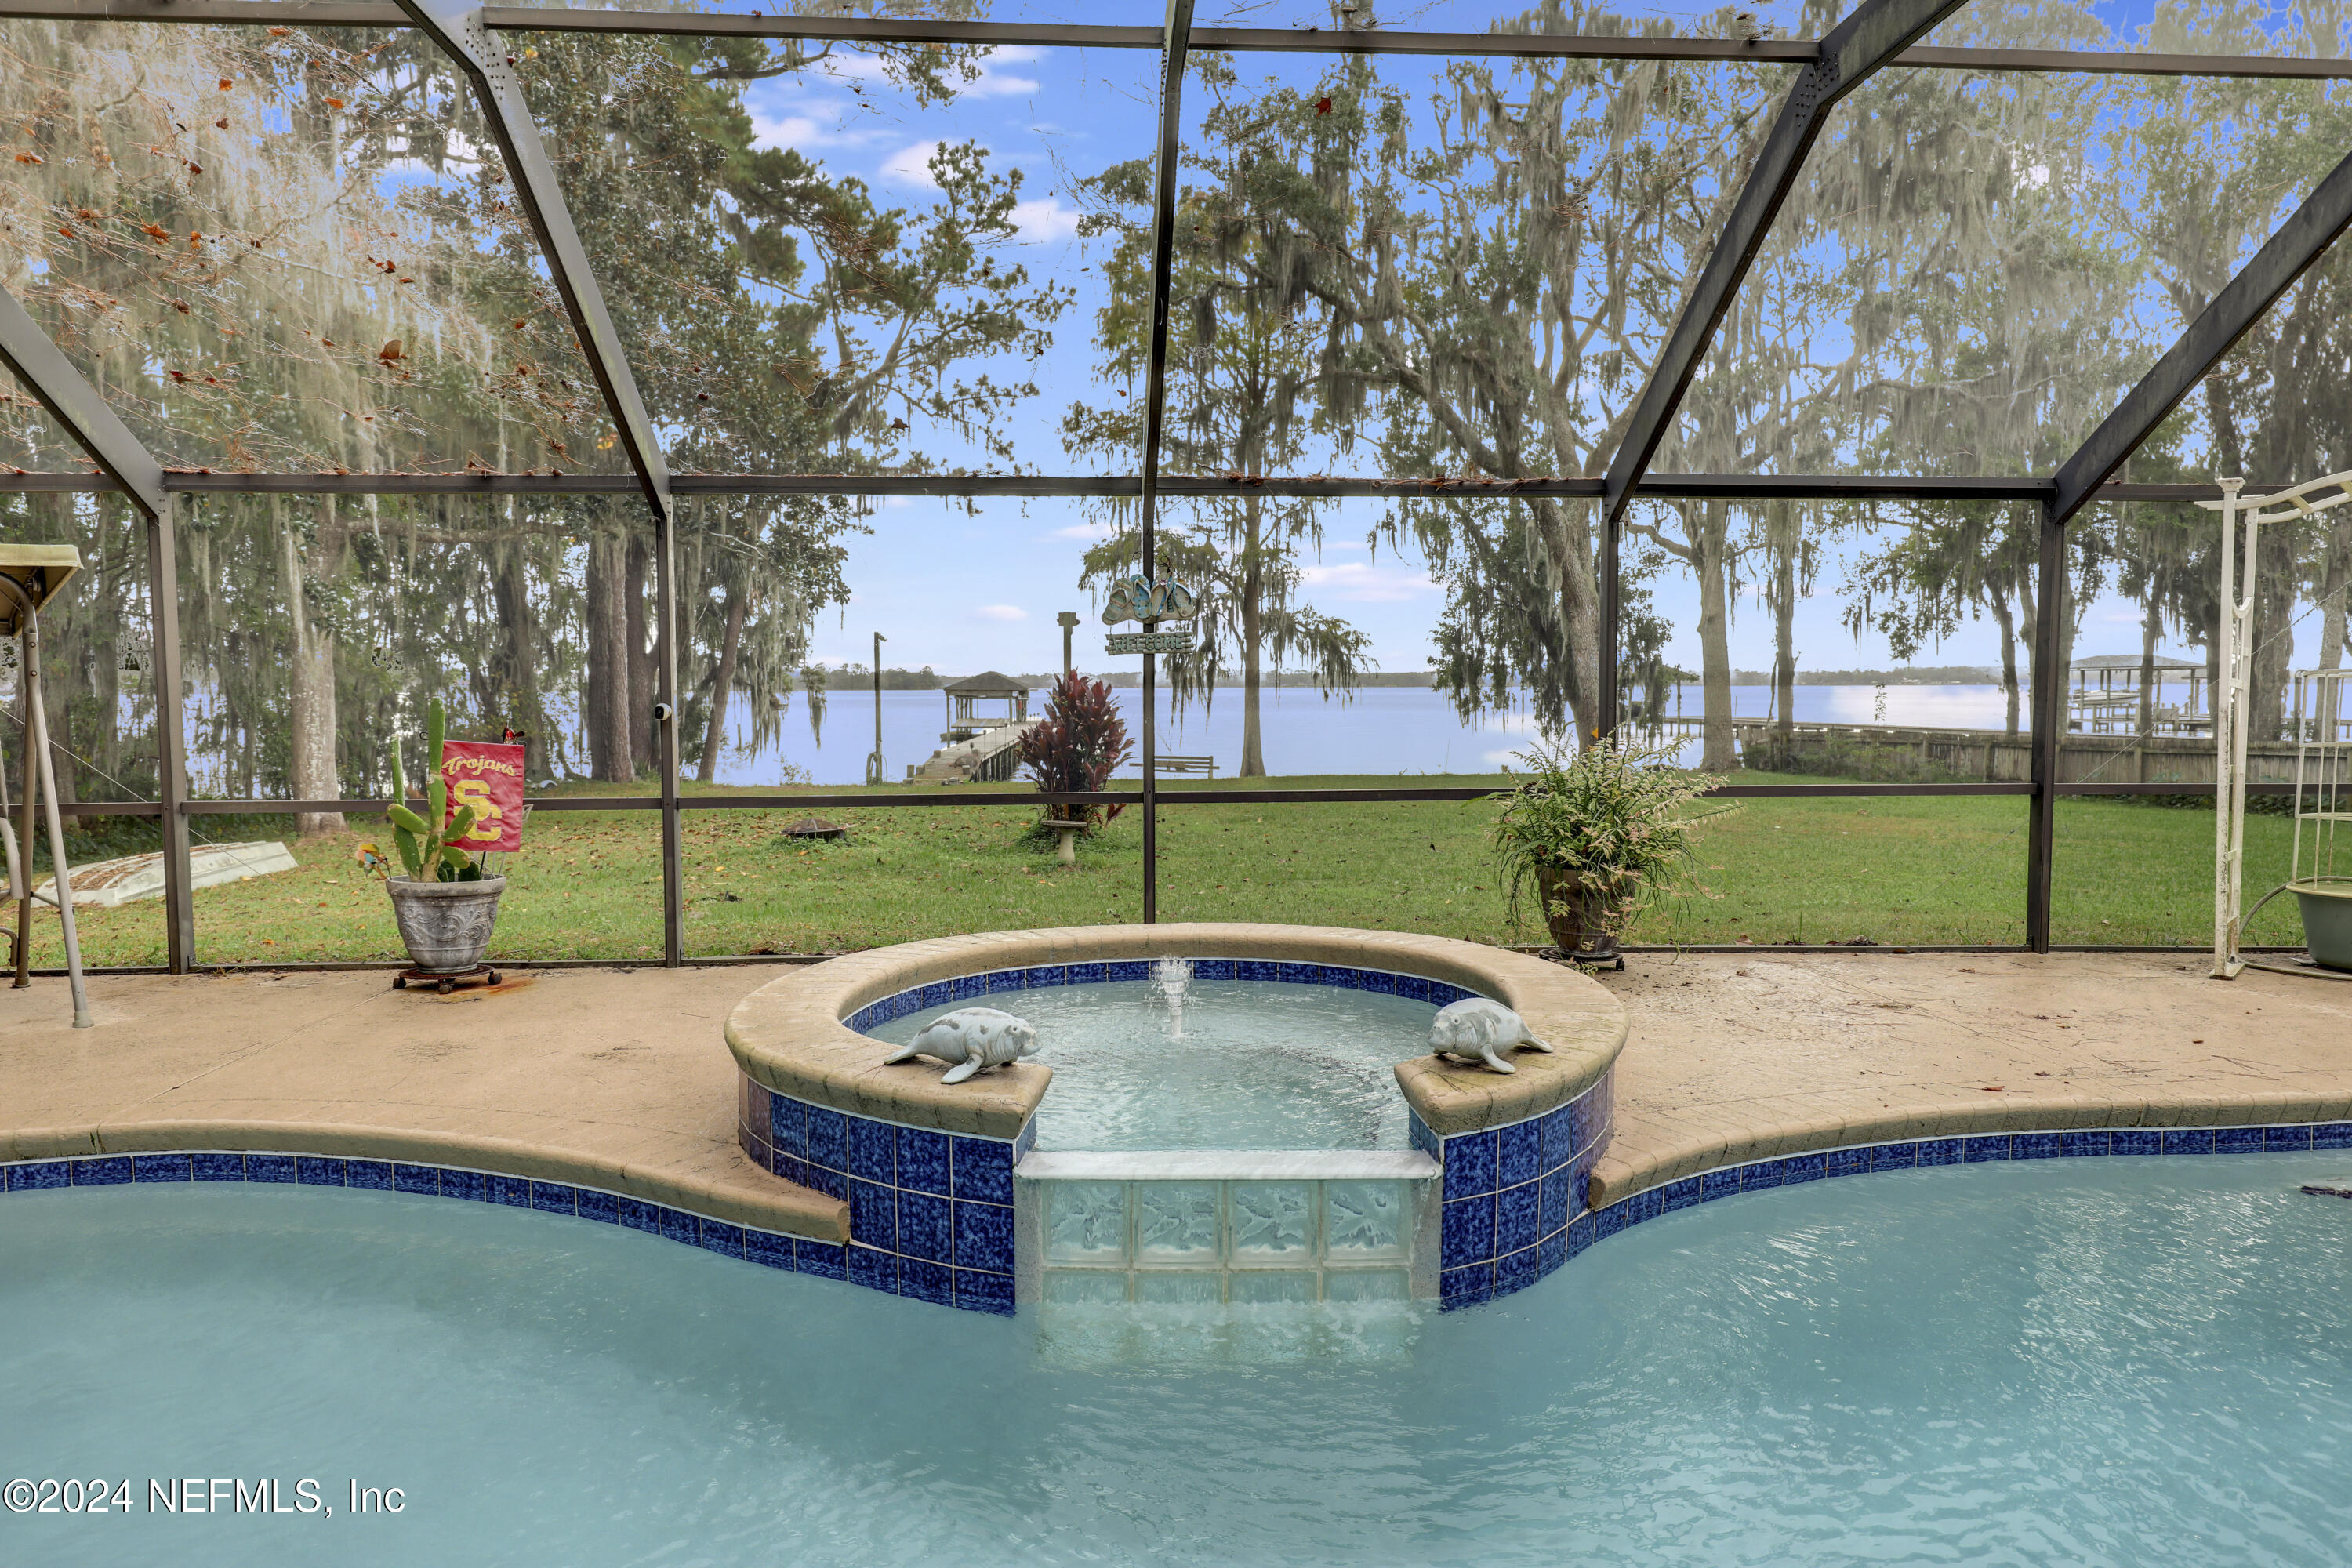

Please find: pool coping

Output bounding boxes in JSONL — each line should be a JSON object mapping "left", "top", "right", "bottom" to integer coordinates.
{"left": 724, "top": 923, "right": 1629, "bottom": 1143}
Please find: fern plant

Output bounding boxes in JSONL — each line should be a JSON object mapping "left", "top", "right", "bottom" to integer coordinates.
{"left": 1490, "top": 732, "right": 1730, "bottom": 942}
{"left": 387, "top": 697, "right": 484, "bottom": 882}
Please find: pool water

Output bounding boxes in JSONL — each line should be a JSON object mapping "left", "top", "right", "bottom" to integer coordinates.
{"left": 6, "top": 1158, "right": 2352, "bottom": 1566}
{"left": 869, "top": 977, "right": 1442, "bottom": 1149}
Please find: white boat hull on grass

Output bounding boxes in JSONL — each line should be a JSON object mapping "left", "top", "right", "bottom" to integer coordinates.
{"left": 34, "top": 841, "right": 299, "bottom": 908}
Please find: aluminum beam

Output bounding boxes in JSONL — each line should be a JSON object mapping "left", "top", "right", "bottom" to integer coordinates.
{"left": 1599, "top": 0, "right": 1975, "bottom": 532}
{"left": 2025, "top": 497, "right": 2065, "bottom": 952}
{"left": 11, "top": 2, "right": 2352, "bottom": 79}
{"left": 396, "top": 1, "right": 670, "bottom": 524}
{"left": 2050, "top": 144, "right": 2352, "bottom": 526}
{"left": 0, "top": 285, "right": 167, "bottom": 519}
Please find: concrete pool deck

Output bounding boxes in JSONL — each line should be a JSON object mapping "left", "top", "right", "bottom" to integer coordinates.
{"left": 1, "top": 953, "right": 2347, "bottom": 1239}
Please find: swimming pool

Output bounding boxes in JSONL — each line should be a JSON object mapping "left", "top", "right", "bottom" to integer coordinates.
{"left": 5, "top": 1152, "right": 2347, "bottom": 1566}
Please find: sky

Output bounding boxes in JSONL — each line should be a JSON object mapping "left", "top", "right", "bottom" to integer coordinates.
{"left": 739, "top": 2, "right": 2329, "bottom": 688}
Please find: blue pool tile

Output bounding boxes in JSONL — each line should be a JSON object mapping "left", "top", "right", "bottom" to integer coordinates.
{"left": 920, "top": 980, "right": 953, "bottom": 1007}
{"left": 2213, "top": 1127, "right": 2266, "bottom": 1155}
{"left": 898, "top": 1128, "right": 952, "bottom": 1195}
{"left": 134, "top": 1152, "right": 193, "bottom": 1183}
{"left": 1442, "top": 1131, "right": 1497, "bottom": 1200}
{"left": 1496, "top": 1243, "right": 1541, "bottom": 1296}
{"left": 1427, "top": 982, "right": 1462, "bottom": 1007}
{"left": 394, "top": 1163, "right": 440, "bottom": 1196}
{"left": 1540, "top": 1167, "right": 1573, "bottom": 1232}
{"left": 2112, "top": 1128, "right": 2162, "bottom": 1156}
{"left": 847, "top": 1118, "right": 895, "bottom": 1186}
{"left": 899, "top": 1256, "right": 953, "bottom": 1305}
{"left": 803, "top": 1163, "right": 847, "bottom": 1200}
{"left": 73, "top": 1156, "right": 132, "bottom": 1186}
{"left": 1232, "top": 958, "right": 1276, "bottom": 982}
{"left": 770, "top": 1094, "right": 807, "bottom": 1161}
{"left": 194, "top": 1152, "right": 247, "bottom": 1183}
{"left": 531, "top": 1181, "right": 577, "bottom": 1215}
{"left": 1569, "top": 1080, "right": 1610, "bottom": 1152}
{"left": 245, "top": 1154, "right": 296, "bottom": 1185}
{"left": 1538, "top": 1227, "right": 1568, "bottom": 1276}
{"left": 619, "top": 1198, "right": 655, "bottom": 1234}
{"left": 1014, "top": 1119, "right": 1037, "bottom": 1158}
{"left": 1399, "top": 974, "right": 1433, "bottom": 1003}
{"left": 1277, "top": 960, "right": 1319, "bottom": 986}
{"left": 1566, "top": 1212, "right": 1596, "bottom": 1259}
{"left": 1918, "top": 1139, "right": 1964, "bottom": 1168}
{"left": 345, "top": 1158, "right": 392, "bottom": 1190}
{"left": 2266, "top": 1125, "right": 2314, "bottom": 1151}
{"left": 985, "top": 969, "right": 1024, "bottom": 995}
{"left": 1871, "top": 1142, "right": 1918, "bottom": 1171}
{"left": 1359, "top": 968, "right": 1398, "bottom": 996}
{"left": 849, "top": 1181, "right": 896, "bottom": 1250}
{"left": 1022, "top": 965, "right": 1065, "bottom": 991}
{"left": 577, "top": 1188, "right": 618, "bottom": 1224}
{"left": 1741, "top": 1160, "right": 1784, "bottom": 1191}
{"left": 1537, "top": 1104, "right": 1575, "bottom": 1172}
{"left": 294, "top": 1156, "right": 342, "bottom": 1186}
{"left": 1440, "top": 1264, "right": 1492, "bottom": 1308}
{"left": 954, "top": 1200, "right": 1015, "bottom": 1275}
{"left": 1409, "top": 1111, "right": 1439, "bottom": 1159}
{"left": 1572, "top": 1165, "right": 1592, "bottom": 1214}
{"left": 898, "top": 1192, "right": 953, "bottom": 1263}
{"left": 1496, "top": 1180, "right": 1542, "bottom": 1255}
{"left": 1440, "top": 1196, "right": 1495, "bottom": 1269}
{"left": 1963, "top": 1135, "right": 2013, "bottom": 1163}
{"left": 955, "top": 1268, "right": 1015, "bottom": 1316}
{"left": 699, "top": 1219, "right": 746, "bottom": 1258}
{"left": 1497, "top": 1118, "right": 1544, "bottom": 1190}
{"left": 797, "top": 1240, "right": 847, "bottom": 1281}
{"left": 951, "top": 974, "right": 986, "bottom": 1002}
{"left": 1784, "top": 1152, "right": 1827, "bottom": 1185}
{"left": 13, "top": 1160, "right": 68, "bottom": 1190}
{"left": 1064, "top": 964, "right": 1104, "bottom": 988}
{"left": 805, "top": 1106, "right": 847, "bottom": 1173}
{"left": 1595, "top": 1201, "right": 1628, "bottom": 1240}
{"left": 1194, "top": 958, "right": 1236, "bottom": 981}
{"left": 1107, "top": 960, "right": 1149, "bottom": 983}
{"left": 2163, "top": 1128, "right": 2213, "bottom": 1155}
{"left": 1319, "top": 964, "right": 1360, "bottom": 989}
{"left": 1661, "top": 1175, "right": 1704, "bottom": 1213}
{"left": 739, "top": 1127, "right": 775, "bottom": 1176}
{"left": 1826, "top": 1146, "right": 1870, "bottom": 1178}
{"left": 488, "top": 1174, "right": 530, "bottom": 1208}
{"left": 746, "top": 1229, "right": 794, "bottom": 1270}
{"left": 951, "top": 1137, "right": 1014, "bottom": 1206}
{"left": 1634, "top": 1188, "right": 1666, "bottom": 1225}
{"left": 649, "top": 1206, "right": 696, "bottom": 1246}
{"left": 775, "top": 1155, "right": 809, "bottom": 1190}
{"left": 2061, "top": 1132, "right": 2111, "bottom": 1158}
{"left": 2314, "top": 1122, "right": 2352, "bottom": 1149}
{"left": 848, "top": 1243, "right": 896, "bottom": 1294}
{"left": 2014, "top": 1133, "right": 2062, "bottom": 1161}
{"left": 1700, "top": 1167, "right": 1742, "bottom": 1202}
{"left": 442, "top": 1169, "right": 488, "bottom": 1203}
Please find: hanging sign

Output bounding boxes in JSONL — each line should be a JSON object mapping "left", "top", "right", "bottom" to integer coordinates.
{"left": 440, "top": 741, "right": 528, "bottom": 852}
{"left": 1107, "top": 631, "right": 1192, "bottom": 654}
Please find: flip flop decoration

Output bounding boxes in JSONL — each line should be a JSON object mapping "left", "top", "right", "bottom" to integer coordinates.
{"left": 1102, "top": 574, "right": 1199, "bottom": 626}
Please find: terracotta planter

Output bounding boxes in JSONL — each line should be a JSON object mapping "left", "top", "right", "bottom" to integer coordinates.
{"left": 1534, "top": 865, "right": 1627, "bottom": 961}
{"left": 387, "top": 874, "right": 506, "bottom": 973}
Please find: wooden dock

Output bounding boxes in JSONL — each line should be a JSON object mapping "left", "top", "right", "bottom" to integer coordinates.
{"left": 908, "top": 720, "right": 1039, "bottom": 785}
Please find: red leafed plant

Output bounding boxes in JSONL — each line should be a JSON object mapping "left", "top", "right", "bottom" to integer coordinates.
{"left": 1018, "top": 673, "right": 1133, "bottom": 828}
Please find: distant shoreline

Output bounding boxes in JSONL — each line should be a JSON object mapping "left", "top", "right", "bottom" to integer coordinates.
{"left": 809, "top": 666, "right": 2019, "bottom": 692}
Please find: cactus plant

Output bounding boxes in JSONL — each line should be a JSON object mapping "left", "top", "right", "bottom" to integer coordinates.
{"left": 387, "top": 697, "right": 483, "bottom": 882}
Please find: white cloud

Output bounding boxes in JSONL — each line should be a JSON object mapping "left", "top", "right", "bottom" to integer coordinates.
{"left": 1298, "top": 562, "right": 1441, "bottom": 603}
{"left": 975, "top": 604, "right": 1029, "bottom": 622}
{"left": 883, "top": 139, "right": 952, "bottom": 187}
{"left": 1011, "top": 198, "right": 1082, "bottom": 242}
{"left": 1051, "top": 521, "right": 1112, "bottom": 540}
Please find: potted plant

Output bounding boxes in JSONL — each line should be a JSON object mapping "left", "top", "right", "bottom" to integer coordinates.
{"left": 383, "top": 697, "right": 506, "bottom": 980}
{"left": 1017, "top": 673, "right": 1134, "bottom": 865}
{"left": 1490, "top": 733, "right": 1729, "bottom": 962}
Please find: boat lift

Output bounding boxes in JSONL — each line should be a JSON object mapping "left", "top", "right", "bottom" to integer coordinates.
{"left": 0, "top": 545, "right": 93, "bottom": 1025}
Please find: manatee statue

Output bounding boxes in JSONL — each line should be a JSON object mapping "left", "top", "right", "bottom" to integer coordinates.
{"left": 1428, "top": 997, "right": 1555, "bottom": 1075}
{"left": 883, "top": 1007, "right": 1040, "bottom": 1085}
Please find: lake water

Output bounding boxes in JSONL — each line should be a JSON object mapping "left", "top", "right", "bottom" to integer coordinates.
{"left": 717, "top": 682, "right": 2042, "bottom": 786}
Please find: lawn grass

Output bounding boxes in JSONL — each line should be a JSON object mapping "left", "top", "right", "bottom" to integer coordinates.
{"left": 15, "top": 773, "right": 2307, "bottom": 968}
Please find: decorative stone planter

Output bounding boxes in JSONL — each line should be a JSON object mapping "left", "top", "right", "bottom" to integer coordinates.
{"left": 386, "top": 875, "right": 506, "bottom": 973}
{"left": 1535, "top": 865, "right": 1625, "bottom": 963}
